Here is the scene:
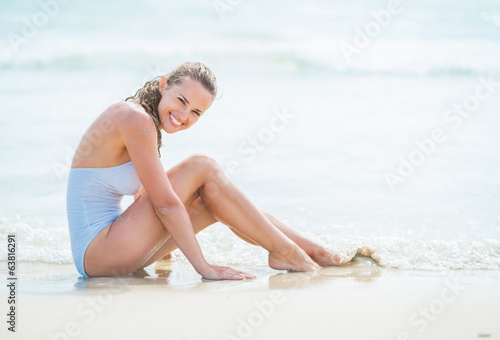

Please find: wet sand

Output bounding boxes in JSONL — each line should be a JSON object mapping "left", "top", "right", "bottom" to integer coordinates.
{"left": 1, "top": 256, "right": 499, "bottom": 340}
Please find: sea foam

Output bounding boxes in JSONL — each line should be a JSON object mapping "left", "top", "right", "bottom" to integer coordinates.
{"left": 2, "top": 218, "right": 498, "bottom": 271}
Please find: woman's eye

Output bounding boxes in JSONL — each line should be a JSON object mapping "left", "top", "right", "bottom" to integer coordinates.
{"left": 178, "top": 98, "right": 185, "bottom": 105}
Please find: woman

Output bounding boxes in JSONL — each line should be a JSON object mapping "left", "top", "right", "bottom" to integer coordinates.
{"left": 67, "top": 61, "right": 345, "bottom": 280}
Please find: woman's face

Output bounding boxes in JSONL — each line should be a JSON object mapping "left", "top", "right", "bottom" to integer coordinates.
{"left": 158, "top": 77, "right": 214, "bottom": 134}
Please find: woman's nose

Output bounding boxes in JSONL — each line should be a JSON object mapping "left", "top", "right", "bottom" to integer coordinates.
{"left": 178, "top": 107, "right": 189, "bottom": 121}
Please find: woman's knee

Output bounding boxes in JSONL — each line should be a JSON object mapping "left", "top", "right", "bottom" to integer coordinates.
{"left": 184, "top": 153, "right": 227, "bottom": 183}
{"left": 182, "top": 154, "right": 230, "bottom": 201}
{"left": 185, "top": 153, "right": 220, "bottom": 172}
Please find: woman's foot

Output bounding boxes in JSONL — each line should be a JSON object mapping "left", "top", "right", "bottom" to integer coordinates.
{"left": 310, "top": 246, "right": 349, "bottom": 266}
{"left": 268, "top": 245, "right": 322, "bottom": 272}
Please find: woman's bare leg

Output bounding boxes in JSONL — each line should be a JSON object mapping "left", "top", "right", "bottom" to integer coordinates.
{"left": 147, "top": 203, "right": 343, "bottom": 268}
{"left": 137, "top": 154, "right": 320, "bottom": 272}
{"left": 191, "top": 156, "right": 321, "bottom": 271}
{"left": 141, "top": 197, "right": 217, "bottom": 267}
{"left": 86, "top": 154, "right": 323, "bottom": 277}
{"left": 257, "top": 210, "right": 344, "bottom": 265}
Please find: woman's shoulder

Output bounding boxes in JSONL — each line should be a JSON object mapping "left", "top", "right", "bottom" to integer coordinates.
{"left": 106, "top": 101, "right": 147, "bottom": 117}
{"left": 103, "top": 101, "right": 157, "bottom": 139}
{"left": 103, "top": 101, "right": 153, "bottom": 126}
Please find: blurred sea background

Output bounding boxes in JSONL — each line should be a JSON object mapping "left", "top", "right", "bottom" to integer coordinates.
{"left": 1, "top": 0, "right": 499, "bottom": 272}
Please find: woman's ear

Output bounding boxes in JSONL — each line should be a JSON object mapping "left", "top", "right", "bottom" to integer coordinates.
{"left": 159, "top": 76, "right": 168, "bottom": 92}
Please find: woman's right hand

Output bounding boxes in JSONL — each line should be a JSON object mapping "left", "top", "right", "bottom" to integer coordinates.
{"left": 199, "top": 264, "right": 256, "bottom": 280}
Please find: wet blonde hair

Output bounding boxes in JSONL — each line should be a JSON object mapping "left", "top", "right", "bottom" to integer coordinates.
{"left": 125, "top": 61, "right": 217, "bottom": 156}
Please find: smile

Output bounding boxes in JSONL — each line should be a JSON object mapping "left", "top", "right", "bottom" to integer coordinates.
{"left": 169, "top": 113, "right": 183, "bottom": 127}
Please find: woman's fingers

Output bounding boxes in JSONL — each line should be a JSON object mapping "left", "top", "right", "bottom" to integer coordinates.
{"left": 235, "top": 270, "right": 256, "bottom": 279}
{"left": 224, "top": 267, "right": 256, "bottom": 280}
{"left": 202, "top": 265, "right": 256, "bottom": 280}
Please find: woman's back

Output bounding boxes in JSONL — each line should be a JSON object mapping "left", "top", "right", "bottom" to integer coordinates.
{"left": 71, "top": 102, "right": 146, "bottom": 169}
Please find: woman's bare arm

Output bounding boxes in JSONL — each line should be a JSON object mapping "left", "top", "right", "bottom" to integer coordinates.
{"left": 119, "top": 104, "right": 252, "bottom": 279}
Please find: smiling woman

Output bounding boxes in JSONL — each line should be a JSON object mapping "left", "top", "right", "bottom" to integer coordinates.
{"left": 123, "top": 62, "right": 218, "bottom": 154}
{"left": 66, "top": 61, "right": 348, "bottom": 281}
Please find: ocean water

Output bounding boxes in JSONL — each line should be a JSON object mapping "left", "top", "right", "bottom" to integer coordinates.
{"left": 1, "top": 0, "right": 499, "bottom": 272}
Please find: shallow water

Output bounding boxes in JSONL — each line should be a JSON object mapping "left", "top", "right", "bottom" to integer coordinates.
{"left": 1, "top": 0, "right": 499, "bottom": 271}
